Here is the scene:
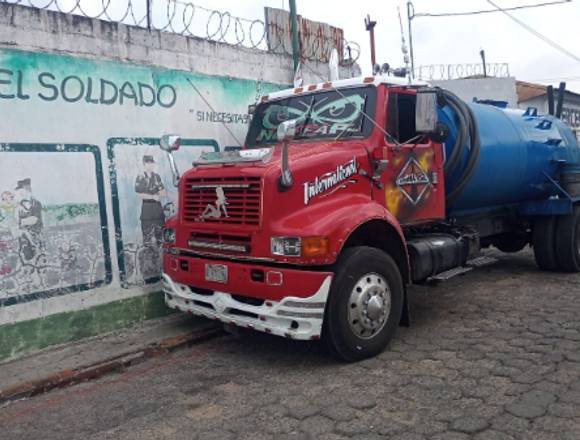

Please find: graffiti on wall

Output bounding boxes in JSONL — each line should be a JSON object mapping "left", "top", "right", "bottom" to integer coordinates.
{"left": 108, "top": 138, "right": 219, "bottom": 287}
{"left": 0, "top": 144, "right": 111, "bottom": 307}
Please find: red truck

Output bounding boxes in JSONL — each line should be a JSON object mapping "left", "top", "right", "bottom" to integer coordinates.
{"left": 159, "top": 75, "right": 580, "bottom": 361}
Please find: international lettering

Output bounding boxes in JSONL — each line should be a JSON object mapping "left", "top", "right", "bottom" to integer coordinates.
{"left": 303, "top": 157, "right": 358, "bottom": 205}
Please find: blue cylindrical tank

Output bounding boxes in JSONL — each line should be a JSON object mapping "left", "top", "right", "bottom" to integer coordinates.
{"left": 439, "top": 102, "right": 580, "bottom": 216}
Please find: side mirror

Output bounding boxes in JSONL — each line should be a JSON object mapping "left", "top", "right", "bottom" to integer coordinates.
{"left": 276, "top": 120, "right": 298, "bottom": 190}
{"left": 160, "top": 134, "right": 181, "bottom": 152}
{"left": 415, "top": 88, "right": 438, "bottom": 134}
{"left": 277, "top": 119, "right": 298, "bottom": 143}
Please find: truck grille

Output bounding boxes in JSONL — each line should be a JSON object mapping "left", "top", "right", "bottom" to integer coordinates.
{"left": 188, "top": 232, "right": 252, "bottom": 254}
{"left": 183, "top": 176, "right": 261, "bottom": 226}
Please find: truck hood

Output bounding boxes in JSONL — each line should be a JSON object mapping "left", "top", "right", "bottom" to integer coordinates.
{"left": 191, "top": 141, "right": 360, "bottom": 176}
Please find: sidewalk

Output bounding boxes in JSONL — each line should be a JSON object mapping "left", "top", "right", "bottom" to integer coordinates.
{"left": 0, "top": 314, "right": 222, "bottom": 403}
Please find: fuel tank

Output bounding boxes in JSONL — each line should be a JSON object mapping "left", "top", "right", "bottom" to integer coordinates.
{"left": 439, "top": 102, "right": 580, "bottom": 216}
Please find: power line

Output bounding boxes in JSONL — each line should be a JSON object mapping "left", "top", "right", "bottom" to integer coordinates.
{"left": 413, "top": 0, "right": 571, "bottom": 18}
{"left": 486, "top": 0, "right": 580, "bottom": 64}
{"left": 530, "top": 75, "right": 580, "bottom": 82}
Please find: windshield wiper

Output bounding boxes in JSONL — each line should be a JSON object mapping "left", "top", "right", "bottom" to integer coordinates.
{"left": 298, "top": 97, "right": 316, "bottom": 138}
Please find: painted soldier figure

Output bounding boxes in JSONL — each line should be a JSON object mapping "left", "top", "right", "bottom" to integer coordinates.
{"left": 15, "top": 178, "right": 44, "bottom": 261}
{"left": 135, "top": 155, "right": 166, "bottom": 247}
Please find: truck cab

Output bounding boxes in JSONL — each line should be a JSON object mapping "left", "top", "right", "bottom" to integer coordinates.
{"left": 160, "top": 75, "right": 580, "bottom": 361}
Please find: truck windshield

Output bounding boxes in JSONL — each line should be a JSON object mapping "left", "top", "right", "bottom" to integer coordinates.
{"left": 245, "top": 86, "right": 376, "bottom": 147}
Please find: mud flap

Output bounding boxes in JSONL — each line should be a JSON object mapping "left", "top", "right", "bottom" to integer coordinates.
{"left": 399, "top": 287, "right": 410, "bottom": 327}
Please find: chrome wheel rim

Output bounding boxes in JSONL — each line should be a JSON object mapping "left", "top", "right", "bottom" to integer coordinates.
{"left": 347, "top": 272, "right": 391, "bottom": 339}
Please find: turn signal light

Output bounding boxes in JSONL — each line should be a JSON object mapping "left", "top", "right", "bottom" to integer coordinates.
{"left": 301, "top": 236, "right": 329, "bottom": 257}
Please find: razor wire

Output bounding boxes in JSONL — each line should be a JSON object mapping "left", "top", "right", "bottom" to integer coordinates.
{"left": 1, "top": 0, "right": 359, "bottom": 64}
{"left": 414, "top": 63, "right": 511, "bottom": 81}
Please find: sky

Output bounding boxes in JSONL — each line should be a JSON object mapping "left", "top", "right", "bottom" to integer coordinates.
{"left": 26, "top": 0, "right": 580, "bottom": 91}
{"left": 188, "top": 0, "right": 580, "bottom": 92}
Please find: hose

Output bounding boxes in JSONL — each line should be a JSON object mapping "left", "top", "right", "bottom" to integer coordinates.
{"left": 438, "top": 89, "right": 481, "bottom": 208}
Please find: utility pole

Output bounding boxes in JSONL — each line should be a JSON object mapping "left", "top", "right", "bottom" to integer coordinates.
{"left": 289, "top": 0, "right": 300, "bottom": 72}
{"left": 146, "top": 0, "right": 152, "bottom": 30}
{"left": 364, "top": 15, "right": 377, "bottom": 70}
{"left": 407, "top": 1, "right": 415, "bottom": 78}
{"left": 480, "top": 49, "right": 487, "bottom": 77}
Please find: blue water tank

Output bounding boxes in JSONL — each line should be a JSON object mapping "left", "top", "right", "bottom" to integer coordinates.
{"left": 439, "top": 102, "right": 580, "bottom": 216}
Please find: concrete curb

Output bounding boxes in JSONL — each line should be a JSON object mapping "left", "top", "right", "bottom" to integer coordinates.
{"left": 0, "top": 323, "right": 223, "bottom": 404}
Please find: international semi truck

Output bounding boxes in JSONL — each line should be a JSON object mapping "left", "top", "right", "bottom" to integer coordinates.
{"left": 159, "top": 75, "right": 580, "bottom": 361}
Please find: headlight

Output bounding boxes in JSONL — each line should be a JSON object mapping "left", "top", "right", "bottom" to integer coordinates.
{"left": 271, "top": 236, "right": 329, "bottom": 257}
{"left": 163, "top": 227, "right": 176, "bottom": 244}
{"left": 271, "top": 237, "right": 301, "bottom": 256}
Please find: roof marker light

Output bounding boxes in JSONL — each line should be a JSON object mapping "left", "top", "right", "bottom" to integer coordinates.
{"left": 363, "top": 76, "right": 375, "bottom": 83}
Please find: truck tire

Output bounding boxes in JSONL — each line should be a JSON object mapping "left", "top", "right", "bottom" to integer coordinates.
{"left": 322, "top": 246, "right": 404, "bottom": 362}
{"left": 533, "top": 216, "right": 558, "bottom": 271}
{"left": 555, "top": 206, "right": 580, "bottom": 272}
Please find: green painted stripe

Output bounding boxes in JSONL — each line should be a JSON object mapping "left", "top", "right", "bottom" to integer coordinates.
{"left": 0, "top": 292, "right": 173, "bottom": 361}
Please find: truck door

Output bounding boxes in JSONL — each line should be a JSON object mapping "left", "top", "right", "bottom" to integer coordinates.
{"left": 378, "top": 89, "right": 445, "bottom": 225}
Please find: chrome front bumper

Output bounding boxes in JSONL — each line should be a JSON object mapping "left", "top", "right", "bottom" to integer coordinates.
{"left": 162, "top": 273, "right": 332, "bottom": 340}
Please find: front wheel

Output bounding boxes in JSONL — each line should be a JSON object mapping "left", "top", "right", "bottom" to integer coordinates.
{"left": 323, "top": 246, "right": 404, "bottom": 362}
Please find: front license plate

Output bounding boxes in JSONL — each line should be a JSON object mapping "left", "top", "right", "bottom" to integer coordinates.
{"left": 205, "top": 263, "right": 228, "bottom": 284}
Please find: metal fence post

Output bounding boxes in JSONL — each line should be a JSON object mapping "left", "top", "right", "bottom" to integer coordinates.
{"left": 407, "top": 1, "right": 415, "bottom": 78}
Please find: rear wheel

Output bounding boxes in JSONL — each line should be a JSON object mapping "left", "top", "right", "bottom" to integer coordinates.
{"left": 323, "top": 246, "right": 404, "bottom": 362}
{"left": 533, "top": 216, "right": 558, "bottom": 271}
{"left": 555, "top": 206, "right": 580, "bottom": 272}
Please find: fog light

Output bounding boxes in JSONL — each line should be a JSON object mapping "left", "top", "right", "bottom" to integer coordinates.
{"left": 266, "top": 271, "right": 283, "bottom": 286}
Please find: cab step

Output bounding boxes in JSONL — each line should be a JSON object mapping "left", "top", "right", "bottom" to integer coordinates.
{"left": 466, "top": 255, "right": 499, "bottom": 267}
{"left": 428, "top": 266, "right": 473, "bottom": 282}
{"left": 427, "top": 255, "right": 498, "bottom": 283}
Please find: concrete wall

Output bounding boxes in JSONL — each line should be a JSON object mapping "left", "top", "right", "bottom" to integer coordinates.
{"left": 432, "top": 77, "right": 518, "bottom": 108}
{"left": 0, "top": 3, "right": 334, "bottom": 360}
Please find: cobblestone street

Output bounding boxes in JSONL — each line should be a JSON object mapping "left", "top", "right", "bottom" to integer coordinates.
{"left": 1, "top": 249, "right": 579, "bottom": 440}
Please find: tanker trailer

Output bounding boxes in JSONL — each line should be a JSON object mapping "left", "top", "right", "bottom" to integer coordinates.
{"left": 427, "top": 87, "right": 580, "bottom": 271}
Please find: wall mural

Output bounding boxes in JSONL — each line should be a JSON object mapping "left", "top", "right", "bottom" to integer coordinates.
{"left": 0, "top": 144, "right": 111, "bottom": 307}
{"left": 0, "top": 46, "right": 286, "bottom": 322}
{"left": 107, "top": 138, "right": 219, "bottom": 287}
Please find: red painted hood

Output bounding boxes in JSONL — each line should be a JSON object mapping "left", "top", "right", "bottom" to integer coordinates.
{"left": 171, "top": 140, "right": 376, "bottom": 265}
